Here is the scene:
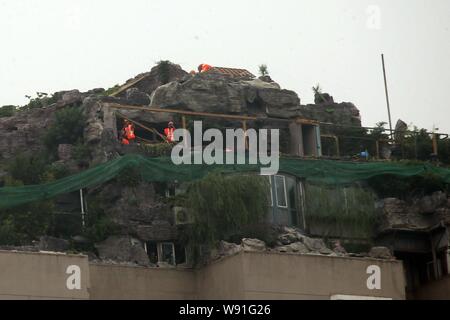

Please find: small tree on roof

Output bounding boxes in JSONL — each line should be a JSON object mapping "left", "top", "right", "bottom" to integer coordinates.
{"left": 258, "top": 64, "right": 269, "bottom": 77}
{"left": 313, "top": 84, "right": 333, "bottom": 104}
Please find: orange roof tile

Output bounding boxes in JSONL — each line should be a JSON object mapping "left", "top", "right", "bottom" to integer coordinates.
{"left": 208, "top": 67, "right": 255, "bottom": 79}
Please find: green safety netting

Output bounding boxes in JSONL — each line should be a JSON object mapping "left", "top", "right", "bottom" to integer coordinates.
{"left": 1, "top": 153, "right": 450, "bottom": 210}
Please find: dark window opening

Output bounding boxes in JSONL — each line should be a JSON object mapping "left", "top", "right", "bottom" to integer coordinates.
{"left": 145, "top": 241, "right": 188, "bottom": 266}
{"left": 175, "top": 243, "right": 187, "bottom": 265}
{"left": 396, "top": 249, "right": 449, "bottom": 299}
{"left": 302, "top": 125, "right": 317, "bottom": 156}
{"left": 159, "top": 242, "right": 175, "bottom": 265}
{"left": 146, "top": 241, "right": 158, "bottom": 264}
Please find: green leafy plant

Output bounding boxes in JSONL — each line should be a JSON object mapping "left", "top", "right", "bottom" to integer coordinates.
{"left": 139, "top": 143, "right": 172, "bottom": 157}
{"left": 23, "top": 93, "right": 57, "bottom": 110}
{"left": 304, "top": 183, "right": 379, "bottom": 238}
{"left": 103, "top": 84, "right": 121, "bottom": 96}
{"left": 8, "top": 153, "right": 49, "bottom": 185}
{"left": 72, "top": 141, "right": 91, "bottom": 163}
{"left": 44, "top": 107, "right": 86, "bottom": 154}
{"left": 0, "top": 105, "right": 17, "bottom": 117}
{"left": 258, "top": 64, "right": 269, "bottom": 77}
{"left": 82, "top": 196, "right": 120, "bottom": 244}
{"left": 178, "top": 173, "right": 270, "bottom": 264}
{"left": 368, "top": 173, "right": 447, "bottom": 200}
{"left": 46, "top": 162, "right": 71, "bottom": 180}
{"left": 116, "top": 165, "right": 143, "bottom": 187}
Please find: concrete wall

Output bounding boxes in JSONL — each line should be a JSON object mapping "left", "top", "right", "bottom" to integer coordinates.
{"left": 0, "top": 250, "right": 89, "bottom": 299}
{"left": 240, "top": 252, "right": 405, "bottom": 300}
{"left": 89, "top": 264, "right": 196, "bottom": 300}
{"left": 196, "top": 254, "right": 246, "bottom": 299}
{"left": 0, "top": 250, "right": 405, "bottom": 300}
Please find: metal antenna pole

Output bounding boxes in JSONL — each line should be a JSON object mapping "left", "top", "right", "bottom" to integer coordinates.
{"left": 381, "top": 54, "right": 394, "bottom": 139}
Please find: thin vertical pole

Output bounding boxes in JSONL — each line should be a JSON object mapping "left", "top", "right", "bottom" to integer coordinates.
{"left": 242, "top": 120, "right": 248, "bottom": 150}
{"left": 382, "top": 54, "right": 394, "bottom": 140}
{"left": 335, "top": 136, "right": 340, "bottom": 158}
{"left": 432, "top": 133, "right": 439, "bottom": 156}
{"left": 182, "top": 116, "right": 187, "bottom": 147}
{"left": 80, "top": 189, "right": 85, "bottom": 228}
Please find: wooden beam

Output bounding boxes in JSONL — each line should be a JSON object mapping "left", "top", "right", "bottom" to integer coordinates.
{"left": 295, "top": 118, "right": 320, "bottom": 125}
{"left": 109, "top": 75, "right": 148, "bottom": 97}
{"left": 103, "top": 102, "right": 257, "bottom": 121}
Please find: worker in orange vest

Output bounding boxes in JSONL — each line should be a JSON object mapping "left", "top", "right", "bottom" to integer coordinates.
{"left": 121, "top": 120, "right": 136, "bottom": 145}
{"left": 198, "top": 64, "right": 212, "bottom": 73}
{"left": 164, "top": 121, "right": 175, "bottom": 143}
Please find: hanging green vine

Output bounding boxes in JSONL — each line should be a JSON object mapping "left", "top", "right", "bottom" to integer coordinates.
{"left": 176, "top": 172, "right": 270, "bottom": 264}
{"left": 304, "top": 182, "right": 379, "bottom": 238}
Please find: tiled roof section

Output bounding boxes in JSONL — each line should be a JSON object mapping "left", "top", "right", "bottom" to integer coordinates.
{"left": 208, "top": 67, "right": 255, "bottom": 79}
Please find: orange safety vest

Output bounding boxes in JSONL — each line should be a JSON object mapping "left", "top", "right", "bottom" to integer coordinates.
{"left": 122, "top": 138, "right": 130, "bottom": 145}
{"left": 164, "top": 127, "right": 175, "bottom": 142}
{"left": 124, "top": 124, "right": 135, "bottom": 140}
{"left": 200, "top": 64, "right": 212, "bottom": 73}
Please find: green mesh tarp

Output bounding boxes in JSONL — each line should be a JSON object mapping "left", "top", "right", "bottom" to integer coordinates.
{"left": 1, "top": 153, "right": 450, "bottom": 209}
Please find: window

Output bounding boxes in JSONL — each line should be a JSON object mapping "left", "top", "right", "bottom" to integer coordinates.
{"left": 175, "top": 244, "right": 187, "bottom": 265}
{"left": 274, "top": 175, "right": 288, "bottom": 208}
{"left": 268, "top": 176, "right": 273, "bottom": 207}
{"left": 267, "top": 175, "right": 304, "bottom": 228}
{"left": 145, "top": 241, "right": 187, "bottom": 266}
{"left": 145, "top": 242, "right": 158, "bottom": 264}
{"left": 158, "top": 242, "right": 175, "bottom": 265}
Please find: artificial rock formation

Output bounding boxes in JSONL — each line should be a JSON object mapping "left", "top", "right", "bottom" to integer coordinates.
{"left": 0, "top": 63, "right": 369, "bottom": 266}
{"left": 378, "top": 191, "right": 450, "bottom": 232}
{"left": 149, "top": 72, "right": 300, "bottom": 118}
{"left": 0, "top": 106, "right": 56, "bottom": 161}
{"left": 92, "top": 181, "right": 176, "bottom": 242}
{"left": 95, "top": 235, "right": 150, "bottom": 266}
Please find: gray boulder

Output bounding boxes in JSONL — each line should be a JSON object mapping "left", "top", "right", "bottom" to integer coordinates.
{"left": 369, "top": 246, "right": 393, "bottom": 259}
{"left": 418, "top": 191, "right": 447, "bottom": 215}
{"left": 303, "top": 237, "right": 327, "bottom": 252}
{"left": 218, "top": 241, "right": 242, "bottom": 256}
{"left": 278, "top": 233, "right": 298, "bottom": 245}
{"left": 136, "top": 221, "right": 177, "bottom": 242}
{"left": 318, "top": 247, "right": 334, "bottom": 255}
{"left": 241, "top": 238, "right": 266, "bottom": 252}
{"left": 0, "top": 106, "right": 56, "bottom": 161}
{"left": 61, "top": 90, "right": 83, "bottom": 105}
{"left": 298, "top": 102, "right": 362, "bottom": 128}
{"left": 276, "top": 242, "right": 309, "bottom": 254}
{"left": 95, "top": 236, "right": 150, "bottom": 266}
{"left": 39, "top": 236, "right": 70, "bottom": 252}
{"left": 125, "top": 88, "right": 150, "bottom": 106}
{"left": 149, "top": 72, "right": 300, "bottom": 117}
{"left": 117, "top": 63, "right": 188, "bottom": 97}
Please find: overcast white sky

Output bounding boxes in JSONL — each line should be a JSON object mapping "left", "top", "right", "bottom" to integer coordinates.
{"left": 0, "top": 0, "right": 449, "bottom": 132}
